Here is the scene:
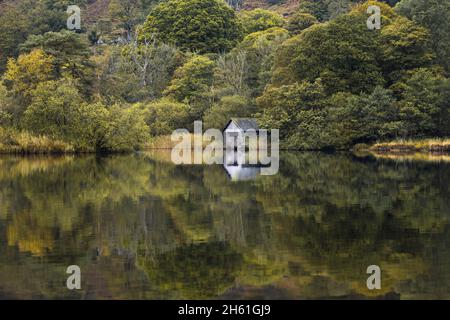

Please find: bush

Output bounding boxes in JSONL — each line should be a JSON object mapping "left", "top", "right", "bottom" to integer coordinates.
{"left": 104, "top": 105, "right": 150, "bottom": 152}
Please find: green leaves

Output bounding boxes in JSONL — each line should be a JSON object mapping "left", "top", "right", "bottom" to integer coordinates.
{"left": 272, "top": 12, "right": 386, "bottom": 94}
{"left": 135, "top": 98, "right": 190, "bottom": 136}
{"left": 396, "top": 0, "right": 450, "bottom": 73}
{"left": 23, "top": 79, "right": 150, "bottom": 152}
{"left": 140, "top": 0, "right": 243, "bottom": 53}
{"left": 256, "top": 1, "right": 447, "bottom": 149}
{"left": 379, "top": 16, "right": 434, "bottom": 83}
{"left": 238, "top": 8, "right": 285, "bottom": 35}
{"left": 19, "top": 30, "right": 95, "bottom": 96}
{"left": 203, "top": 95, "right": 252, "bottom": 129}
{"left": 286, "top": 12, "right": 318, "bottom": 35}
{"left": 165, "top": 55, "right": 215, "bottom": 121}
{"left": 395, "top": 68, "right": 450, "bottom": 137}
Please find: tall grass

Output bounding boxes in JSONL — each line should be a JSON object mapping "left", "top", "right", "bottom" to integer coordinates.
{"left": 0, "top": 128, "right": 74, "bottom": 154}
{"left": 145, "top": 133, "right": 215, "bottom": 149}
{"left": 371, "top": 138, "right": 450, "bottom": 153}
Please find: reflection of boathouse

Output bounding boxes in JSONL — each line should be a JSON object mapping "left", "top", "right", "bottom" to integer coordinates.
{"left": 223, "top": 149, "right": 261, "bottom": 181}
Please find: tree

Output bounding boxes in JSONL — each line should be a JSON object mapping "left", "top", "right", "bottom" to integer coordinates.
{"left": 0, "top": 83, "right": 13, "bottom": 126}
{"left": 204, "top": 95, "right": 253, "bottom": 129}
{"left": 327, "top": 0, "right": 352, "bottom": 19}
{"left": 257, "top": 81, "right": 402, "bottom": 149}
{"left": 108, "top": 0, "right": 158, "bottom": 41}
{"left": 105, "top": 104, "right": 150, "bottom": 151}
{"left": 255, "top": 2, "right": 446, "bottom": 149}
{"left": 257, "top": 80, "right": 328, "bottom": 148}
{"left": 23, "top": 79, "right": 150, "bottom": 151}
{"left": 379, "top": 16, "right": 434, "bottom": 83}
{"left": 286, "top": 12, "right": 318, "bottom": 35}
{"left": 325, "top": 87, "right": 401, "bottom": 147}
{"left": 297, "top": 0, "right": 362, "bottom": 21}
{"left": 297, "top": 0, "right": 330, "bottom": 21}
{"left": 135, "top": 98, "right": 190, "bottom": 136}
{"left": 19, "top": 30, "right": 95, "bottom": 96}
{"left": 395, "top": 68, "right": 450, "bottom": 137}
{"left": 270, "top": 2, "right": 431, "bottom": 95}
{"left": 214, "top": 50, "right": 249, "bottom": 98}
{"left": 23, "top": 79, "right": 85, "bottom": 140}
{"left": 238, "top": 9, "right": 285, "bottom": 35}
{"left": 3, "top": 49, "right": 55, "bottom": 119}
{"left": 396, "top": 0, "right": 450, "bottom": 73}
{"left": 224, "top": 27, "right": 289, "bottom": 98}
{"left": 224, "top": 0, "right": 244, "bottom": 9}
{"left": 122, "top": 36, "right": 180, "bottom": 98}
{"left": 271, "top": 10, "right": 385, "bottom": 95}
{"left": 297, "top": 0, "right": 402, "bottom": 22}
{"left": 164, "top": 55, "right": 215, "bottom": 121}
{"left": 0, "top": 0, "right": 88, "bottom": 72}
{"left": 23, "top": 79, "right": 148, "bottom": 152}
{"left": 140, "top": 0, "right": 243, "bottom": 53}
{"left": 91, "top": 45, "right": 145, "bottom": 104}
{"left": 0, "top": 0, "right": 32, "bottom": 73}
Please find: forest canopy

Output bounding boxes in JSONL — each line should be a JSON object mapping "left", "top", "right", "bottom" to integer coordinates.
{"left": 0, "top": 0, "right": 448, "bottom": 152}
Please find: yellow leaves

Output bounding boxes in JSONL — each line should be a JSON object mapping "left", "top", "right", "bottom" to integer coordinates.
{"left": 7, "top": 213, "right": 55, "bottom": 257}
{"left": 351, "top": 1, "right": 397, "bottom": 21}
{"left": 238, "top": 8, "right": 286, "bottom": 35}
{"left": 5, "top": 58, "right": 20, "bottom": 82}
{"left": 3, "top": 49, "right": 54, "bottom": 99}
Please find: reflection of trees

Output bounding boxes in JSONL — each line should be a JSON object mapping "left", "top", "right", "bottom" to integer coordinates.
{"left": 138, "top": 242, "right": 243, "bottom": 299}
{"left": 0, "top": 152, "right": 448, "bottom": 299}
{"left": 0, "top": 155, "right": 156, "bottom": 258}
{"left": 249, "top": 153, "right": 449, "bottom": 297}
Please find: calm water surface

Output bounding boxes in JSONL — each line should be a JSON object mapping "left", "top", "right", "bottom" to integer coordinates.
{"left": 0, "top": 151, "right": 449, "bottom": 299}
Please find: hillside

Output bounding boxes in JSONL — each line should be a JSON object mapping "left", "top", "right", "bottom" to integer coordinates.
{"left": 0, "top": 0, "right": 448, "bottom": 153}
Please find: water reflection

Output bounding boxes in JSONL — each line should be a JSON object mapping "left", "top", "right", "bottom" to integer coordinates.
{"left": 0, "top": 152, "right": 448, "bottom": 299}
{"left": 223, "top": 150, "right": 261, "bottom": 181}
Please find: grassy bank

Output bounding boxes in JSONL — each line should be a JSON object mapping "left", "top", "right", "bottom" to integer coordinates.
{"left": 145, "top": 134, "right": 221, "bottom": 150}
{"left": 4, "top": 129, "right": 449, "bottom": 156}
{"left": 369, "top": 139, "right": 450, "bottom": 154}
{"left": 145, "top": 135, "right": 181, "bottom": 150}
{"left": 1, "top": 131, "right": 212, "bottom": 154}
{"left": 148, "top": 136, "right": 450, "bottom": 154}
{"left": 0, "top": 129, "right": 74, "bottom": 154}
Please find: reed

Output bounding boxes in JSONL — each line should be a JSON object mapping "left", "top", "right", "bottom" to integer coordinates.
{"left": 371, "top": 138, "right": 450, "bottom": 153}
{"left": 0, "top": 128, "right": 74, "bottom": 154}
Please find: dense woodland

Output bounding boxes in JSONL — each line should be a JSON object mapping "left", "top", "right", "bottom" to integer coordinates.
{"left": 0, "top": 0, "right": 448, "bottom": 152}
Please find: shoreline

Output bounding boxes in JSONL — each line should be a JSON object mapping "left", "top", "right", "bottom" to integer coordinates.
{"left": 1, "top": 131, "right": 449, "bottom": 156}
{"left": 364, "top": 139, "right": 450, "bottom": 155}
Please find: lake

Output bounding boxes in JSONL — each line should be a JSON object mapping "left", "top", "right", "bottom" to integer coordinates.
{"left": 0, "top": 151, "right": 449, "bottom": 299}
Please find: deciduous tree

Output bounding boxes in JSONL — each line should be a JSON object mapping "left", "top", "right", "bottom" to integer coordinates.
{"left": 140, "top": 0, "right": 242, "bottom": 53}
{"left": 238, "top": 9, "right": 285, "bottom": 35}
